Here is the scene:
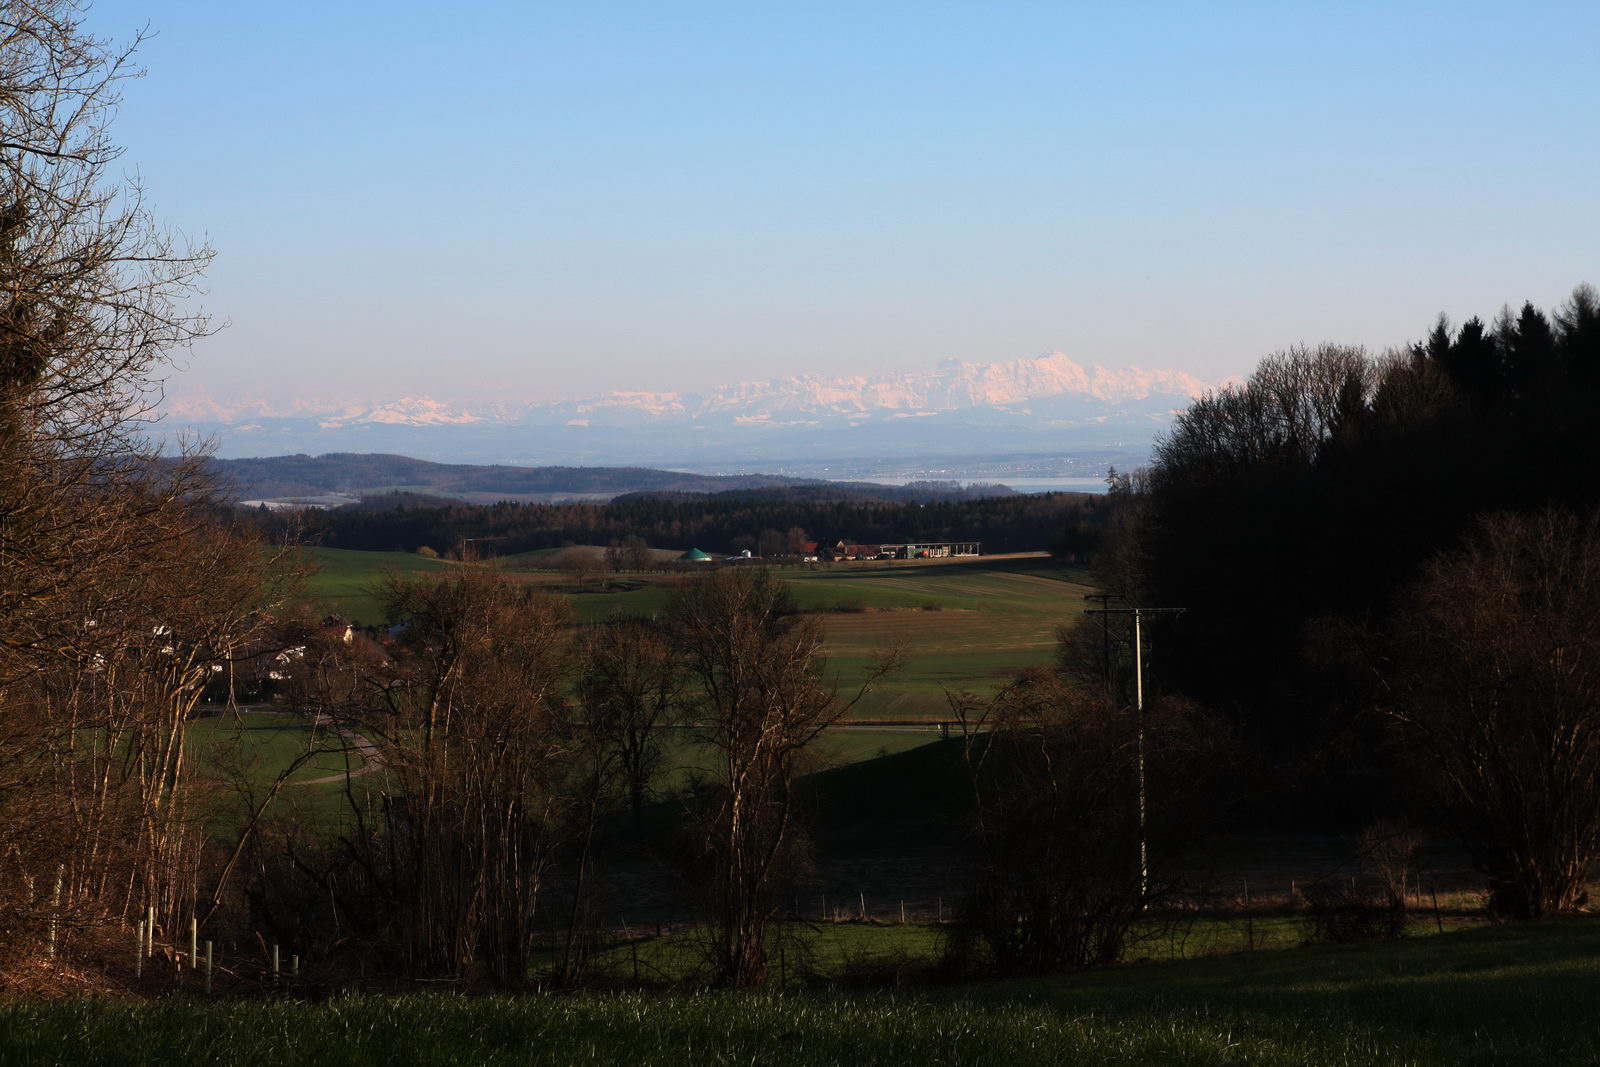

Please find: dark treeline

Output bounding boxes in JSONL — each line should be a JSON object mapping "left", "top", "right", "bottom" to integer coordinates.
{"left": 1109, "top": 285, "right": 1600, "bottom": 833}
{"left": 241, "top": 486, "right": 1112, "bottom": 558}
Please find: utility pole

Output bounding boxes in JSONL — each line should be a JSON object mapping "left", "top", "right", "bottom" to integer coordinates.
{"left": 1083, "top": 593, "right": 1125, "bottom": 685}
{"left": 1083, "top": 603, "right": 1185, "bottom": 901}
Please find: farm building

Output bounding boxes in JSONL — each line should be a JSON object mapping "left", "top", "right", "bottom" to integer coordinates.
{"left": 893, "top": 541, "right": 980, "bottom": 559}
{"left": 829, "top": 540, "right": 980, "bottom": 560}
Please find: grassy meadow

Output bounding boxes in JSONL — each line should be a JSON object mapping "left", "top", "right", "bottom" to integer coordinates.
{"left": 188, "top": 706, "right": 949, "bottom": 829}
{"left": 297, "top": 548, "right": 1094, "bottom": 720}
{"left": 290, "top": 547, "right": 451, "bottom": 626}
{"left": 188, "top": 710, "right": 376, "bottom": 829}
{"left": 5, "top": 918, "right": 1598, "bottom": 1065}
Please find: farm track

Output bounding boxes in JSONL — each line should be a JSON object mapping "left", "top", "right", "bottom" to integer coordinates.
{"left": 221, "top": 707, "right": 385, "bottom": 787}
{"left": 291, "top": 725, "right": 382, "bottom": 786}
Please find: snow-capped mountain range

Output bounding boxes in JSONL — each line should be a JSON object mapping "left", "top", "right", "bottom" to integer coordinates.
{"left": 160, "top": 352, "right": 1228, "bottom": 470}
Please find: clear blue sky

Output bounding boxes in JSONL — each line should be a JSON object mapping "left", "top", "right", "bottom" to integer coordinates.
{"left": 100, "top": 0, "right": 1599, "bottom": 406}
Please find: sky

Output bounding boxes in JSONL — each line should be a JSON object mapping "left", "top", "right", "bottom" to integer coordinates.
{"left": 97, "top": 0, "right": 1600, "bottom": 409}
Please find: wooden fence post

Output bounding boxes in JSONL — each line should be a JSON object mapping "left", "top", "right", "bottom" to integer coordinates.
{"left": 47, "top": 867, "right": 61, "bottom": 961}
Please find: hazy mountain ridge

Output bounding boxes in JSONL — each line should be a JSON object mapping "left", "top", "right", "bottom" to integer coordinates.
{"left": 161, "top": 352, "right": 1222, "bottom": 466}
{"left": 168, "top": 353, "right": 1219, "bottom": 427}
{"left": 206, "top": 453, "right": 1014, "bottom": 503}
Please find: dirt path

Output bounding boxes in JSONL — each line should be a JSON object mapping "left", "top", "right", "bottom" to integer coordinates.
{"left": 292, "top": 724, "right": 383, "bottom": 787}
{"left": 222, "top": 705, "right": 384, "bottom": 787}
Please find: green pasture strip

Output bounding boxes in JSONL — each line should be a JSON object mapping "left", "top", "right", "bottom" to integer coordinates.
{"left": 967, "top": 557, "right": 1097, "bottom": 583}
{"left": 563, "top": 583, "right": 674, "bottom": 623}
{"left": 9, "top": 920, "right": 1596, "bottom": 1065}
{"left": 290, "top": 549, "right": 1091, "bottom": 719}
{"left": 823, "top": 609, "right": 1065, "bottom": 719}
{"left": 784, "top": 562, "right": 1094, "bottom": 612}
{"left": 831, "top": 648, "right": 1057, "bottom": 691}
{"left": 294, "top": 546, "right": 451, "bottom": 626}
{"left": 783, "top": 579, "right": 986, "bottom": 613}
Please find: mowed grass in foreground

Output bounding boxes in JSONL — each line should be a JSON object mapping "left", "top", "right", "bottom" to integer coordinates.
{"left": 544, "top": 912, "right": 1310, "bottom": 986}
{"left": 5, "top": 919, "right": 1599, "bottom": 1065}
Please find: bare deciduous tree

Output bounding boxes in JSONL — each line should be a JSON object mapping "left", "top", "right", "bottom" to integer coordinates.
{"left": 1382, "top": 509, "right": 1600, "bottom": 919}
{"left": 351, "top": 568, "right": 578, "bottom": 985}
{"left": 0, "top": 2, "right": 273, "bottom": 972}
{"left": 670, "top": 568, "right": 888, "bottom": 987}
{"left": 575, "top": 614, "right": 682, "bottom": 828}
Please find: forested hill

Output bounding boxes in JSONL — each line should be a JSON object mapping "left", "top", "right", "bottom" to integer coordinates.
{"left": 1112, "top": 283, "right": 1600, "bottom": 823}
{"left": 239, "top": 488, "right": 1110, "bottom": 558}
{"left": 206, "top": 453, "right": 965, "bottom": 501}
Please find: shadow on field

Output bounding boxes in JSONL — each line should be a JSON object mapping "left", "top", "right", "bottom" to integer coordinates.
{"left": 996, "top": 918, "right": 1600, "bottom": 1063}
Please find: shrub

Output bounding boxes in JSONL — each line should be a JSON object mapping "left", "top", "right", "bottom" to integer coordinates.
{"left": 1300, "top": 880, "right": 1407, "bottom": 944}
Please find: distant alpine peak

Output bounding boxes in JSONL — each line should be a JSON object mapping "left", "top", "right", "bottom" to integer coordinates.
{"left": 683, "top": 351, "right": 1216, "bottom": 416}
{"left": 163, "top": 351, "right": 1221, "bottom": 426}
{"left": 316, "top": 396, "right": 487, "bottom": 428}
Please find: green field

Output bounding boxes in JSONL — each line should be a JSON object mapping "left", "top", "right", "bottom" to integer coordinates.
{"left": 784, "top": 560, "right": 1094, "bottom": 718}
{"left": 189, "top": 711, "right": 357, "bottom": 786}
{"left": 5, "top": 919, "right": 1598, "bottom": 1065}
{"left": 188, "top": 709, "right": 946, "bottom": 828}
{"left": 298, "top": 549, "right": 1094, "bottom": 720}
{"left": 293, "top": 547, "right": 451, "bottom": 626}
{"left": 189, "top": 710, "right": 375, "bottom": 828}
